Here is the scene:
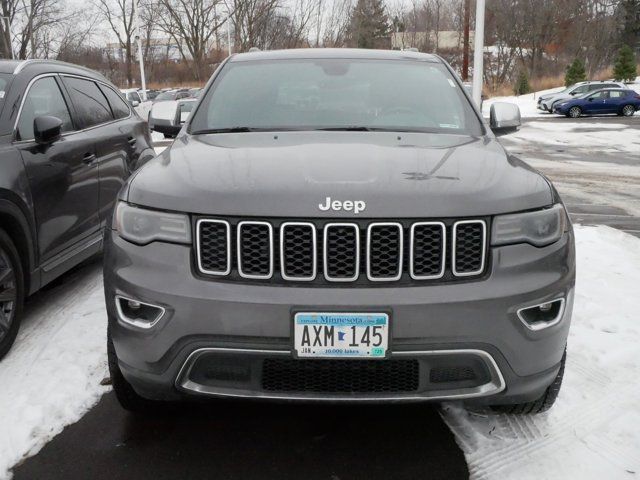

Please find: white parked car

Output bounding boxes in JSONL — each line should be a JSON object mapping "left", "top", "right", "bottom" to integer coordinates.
{"left": 120, "top": 88, "right": 152, "bottom": 119}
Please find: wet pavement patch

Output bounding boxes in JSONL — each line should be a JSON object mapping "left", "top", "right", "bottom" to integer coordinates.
{"left": 11, "top": 393, "right": 469, "bottom": 480}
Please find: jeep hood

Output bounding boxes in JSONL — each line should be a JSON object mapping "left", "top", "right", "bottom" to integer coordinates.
{"left": 126, "top": 131, "right": 553, "bottom": 218}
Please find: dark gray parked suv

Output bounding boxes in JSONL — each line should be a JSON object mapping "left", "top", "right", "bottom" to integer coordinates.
{"left": 0, "top": 59, "right": 154, "bottom": 359}
{"left": 105, "top": 49, "right": 575, "bottom": 414}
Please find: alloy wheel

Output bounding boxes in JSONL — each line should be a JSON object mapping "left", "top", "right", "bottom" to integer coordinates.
{"left": 569, "top": 107, "right": 581, "bottom": 118}
{"left": 622, "top": 105, "right": 634, "bottom": 117}
{"left": 0, "top": 248, "right": 17, "bottom": 343}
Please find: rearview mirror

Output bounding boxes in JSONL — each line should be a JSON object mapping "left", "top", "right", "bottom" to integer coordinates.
{"left": 34, "top": 115, "right": 63, "bottom": 145}
{"left": 489, "top": 102, "right": 521, "bottom": 137}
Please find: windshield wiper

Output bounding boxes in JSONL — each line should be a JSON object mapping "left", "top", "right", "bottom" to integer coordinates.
{"left": 315, "top": 126, "right": 373, "bottom": 131}
{"left": 192, "top": 126, "right": 259, "bottom": 134}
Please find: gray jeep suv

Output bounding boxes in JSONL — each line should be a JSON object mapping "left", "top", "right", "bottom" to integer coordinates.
{"left": 105, "top": 49, "right": 575, "bottom": 414}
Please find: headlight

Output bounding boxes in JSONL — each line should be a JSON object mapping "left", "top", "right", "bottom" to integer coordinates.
{"left": 492, "top": 204, "right": 567, "bottom": 247}
{"left": 114, "top": 202, "right": 191, "bottom": 245}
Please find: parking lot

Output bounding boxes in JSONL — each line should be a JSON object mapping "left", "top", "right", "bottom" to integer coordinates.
{"left": 2, "top": 114, "right": 639, "bottom": 480}
{"left": 501, "top": 116, "right": 640, "bottom": 237}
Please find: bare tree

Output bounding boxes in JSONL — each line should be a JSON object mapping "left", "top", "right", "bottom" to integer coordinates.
{"left": 156, "top": 0, "right": 227, "bottom": 80}
{"left": 95, "top": 0, "right": 136, "bottom": 86}
{"left": 0, "top": 0, "right": 72, "bottom": 59}
{"left": 321, "top": 0, "right": 352, "bottom": 47}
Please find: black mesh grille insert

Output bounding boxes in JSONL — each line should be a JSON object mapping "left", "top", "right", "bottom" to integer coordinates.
{"left": 197, "top": 221, "right": 229, "bottom": 274}
{"left": 454, "top": 222, "right": 485, "bottom": 275}
{"left": 238, "top": 222, "right": 272, "bottom": 277}
{"left": 368, "top": 224, "right": 402, "bottom": 279}
{"left": 411, "top": 223, "right": 444, "bottom": 278}
{"left": 281, "top": 223, "right": 315, "bottom": 279}
{"left": 324, "top": 224, "right": 358, "bottom": 280}
{"left": 262, "top": 359, "right": 420, "bottom": 393}
{"left": 430, "top": 366, "right": 477, "bottom": 383}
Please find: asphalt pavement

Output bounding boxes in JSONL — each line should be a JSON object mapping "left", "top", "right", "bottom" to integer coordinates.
{"left": 11, "top": 393, "right": 469, "bottom": 480}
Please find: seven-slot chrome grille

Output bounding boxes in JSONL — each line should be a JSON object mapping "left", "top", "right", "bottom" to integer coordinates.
{"left": 195, "top": 218, "right": 488, "bottom": 285}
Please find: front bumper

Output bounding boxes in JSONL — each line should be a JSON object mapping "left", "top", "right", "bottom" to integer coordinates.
{"left": 104, "top": 229, "right": 575, "bottom": 405}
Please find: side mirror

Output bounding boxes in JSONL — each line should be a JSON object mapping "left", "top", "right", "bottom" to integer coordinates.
{"left": 588, "top": 97, "right": 594, "bottom": 102}
{"left": 34, "top": 115, "right": 63, "bottom": 145}
{"left": 131, "top": 100, "right": 140, "bottom": 107}
{"left": 489, "top": 102, "right": 521, "bottom": 137}
{"left": 569, "top": 92, "right": 576, "bottom": 96}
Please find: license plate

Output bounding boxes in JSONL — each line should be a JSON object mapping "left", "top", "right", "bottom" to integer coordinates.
{"left": 293, "top": 312, "right": 389, "bottom": 358}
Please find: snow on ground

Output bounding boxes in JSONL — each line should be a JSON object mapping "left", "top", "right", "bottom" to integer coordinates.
{"left": 0, "top": 260, "right": 110, "bottom": 480}
{"left": 442, "top": 225, "right": 640, "bottom": 480}
{"left": 504, "top": 120, "right": 640, "bottom": 156}
{"left": 482, "top": 86, "right": 565, "bottom": 118}
{"left": 1, "top": 227, "right": 639, "bottom": 479}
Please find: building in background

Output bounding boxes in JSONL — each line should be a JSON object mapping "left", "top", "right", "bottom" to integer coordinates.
{"left": 391, "top": 30, "right": 475, "bottom": 52}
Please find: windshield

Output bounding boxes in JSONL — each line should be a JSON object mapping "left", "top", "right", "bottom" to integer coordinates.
{"left": 189, "top": 59, "right": 483, "bottom": 135}
{"left": 155, "top": 91, "right": 176, "bottom": 102}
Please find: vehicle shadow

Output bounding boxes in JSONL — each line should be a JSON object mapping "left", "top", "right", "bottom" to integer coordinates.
{"left": 12, "top": 392, "right": 470, "bottom": 480}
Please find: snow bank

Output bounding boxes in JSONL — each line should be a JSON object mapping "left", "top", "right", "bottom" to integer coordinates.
{"left": 504, "top": 120, "right": 640, "bottom": 155}
{"left": 482, "top": 86, "right": 565, "bottom": 118}
{"left": 442, "top": 225, "right": 640, "bottom": 479}
{"left": 0, "top": 262, "right": 109, "bottom": 480}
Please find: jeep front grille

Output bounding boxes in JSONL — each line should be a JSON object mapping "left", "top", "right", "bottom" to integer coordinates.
{"left": 195, "top": 218, "right": 488, "bottom": 285}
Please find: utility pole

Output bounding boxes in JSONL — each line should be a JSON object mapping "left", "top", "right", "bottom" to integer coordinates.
{"left": 462, "top": 0, "right": 470, "bottom": 80}
{"left": 134, "top": 0, "right": 147, "bottom": 100}
{"left": 472, "top": 0, "right": 485, "bottom": 108}
{"left": 227, "top": 14, "right": 232, "bottom": 57}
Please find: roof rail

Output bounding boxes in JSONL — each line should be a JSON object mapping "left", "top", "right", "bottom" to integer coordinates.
{"left": 12, "top": 59, "right": 107, "bottom": 80}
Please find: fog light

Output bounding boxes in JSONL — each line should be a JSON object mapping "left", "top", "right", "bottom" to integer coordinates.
{"left": 128, "top": 300, "right": 141, "bottom": 310}
{"left": 538, "top": 302, "right": 553, "bottom": 312}
{"left": 115, "top": 295, "right": 165, "bottom": 329}
{"left": 517, "top": 298, "right": 565, "bottom": 331}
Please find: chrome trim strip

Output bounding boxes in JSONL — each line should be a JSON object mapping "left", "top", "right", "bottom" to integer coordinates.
{"left": 40, "top": 232, "right": 102, "bottom": 272}
{"left": 12, "top": 72, "right": 133, "bottom": 141}
{"left": 196, "top": 219, "right": 231, "bottom": 276}
{"left": 323, "top": 223, "right": 360, "bottom": 282}
{"left": 409, "top": 221, "right": 446, "bottom": 280}
{"left": 237, "top": 221, "right": 274, "bottom": 280}
{"left": 115, "top": 295, "right": 165, "bottom": 329}
{"left": 280, "top": 222, "right": 317, "bottom": 281}
{"left": 175, "top": 347, "right": 506, "bottom": 401}
{"left": 366, "top": 222, "right": 403, "bottom": 282}
{"left": 517, "top": 297, "right": 566, "bottom": 331}
{"left": 452, "top": 220, "right": 487, "bottom": 277}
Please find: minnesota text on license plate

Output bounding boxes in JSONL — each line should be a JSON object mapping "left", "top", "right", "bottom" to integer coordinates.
{"left": 294, "top": 312, "right": 389, "bottom": 358}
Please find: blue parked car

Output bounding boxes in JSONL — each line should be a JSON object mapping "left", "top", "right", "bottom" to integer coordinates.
{"left": 553, "top": 88, "right": 640, "bottom": 118}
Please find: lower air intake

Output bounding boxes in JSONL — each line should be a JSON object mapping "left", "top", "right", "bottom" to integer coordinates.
{"left": 262, "top": 358, "right": 420, "bottom": 393}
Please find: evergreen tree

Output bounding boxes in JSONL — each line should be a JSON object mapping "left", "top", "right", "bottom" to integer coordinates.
{"left": 514, "top": 70, "right": 530, "bottom": 95}
{"left": 348, "top": 0, "right": 390, "bottom": 49}
{"left": 613, "top": 45, "right": 638, "bottom": 82}
{"left": 564, "top": 58, "right": 587, "bottom": 87}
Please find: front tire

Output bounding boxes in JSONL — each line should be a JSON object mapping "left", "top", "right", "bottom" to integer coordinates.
{"left": 568, "top": 106, "right": 582, "bottom": 118}
{"left": 621, "top": 105, "right": 635, "bottom": 117}
{"left": 0, "top": 228, "right": 24, "bottom": 361}
{"left": 491, "top": 350, "right": 566, "bottom": 415}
